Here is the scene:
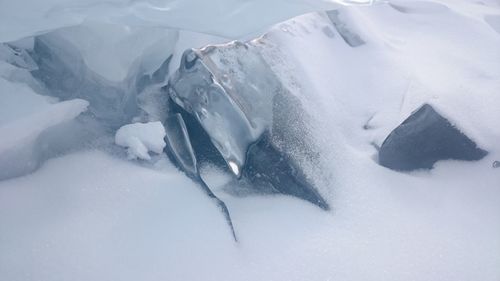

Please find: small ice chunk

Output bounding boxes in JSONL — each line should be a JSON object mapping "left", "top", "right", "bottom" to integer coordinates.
{"left": 115, "top": 121, "right": 166, "bottom": 160}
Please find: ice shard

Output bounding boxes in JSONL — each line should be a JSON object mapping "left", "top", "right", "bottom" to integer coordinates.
{"left": 163, "top": 113, "right": 238, "bottom": 241}
{"left": 167, "top": 40, "right": 329, "bottom": 210}
{"left": 379, "top": 104, "right": 488, "bottom": 171}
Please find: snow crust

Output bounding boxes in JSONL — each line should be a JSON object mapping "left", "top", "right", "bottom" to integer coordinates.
{"left": 0, "top": 0, "right": 499, "bottom": 280}
{"left": 115, "top": 121, "right": 166, "bottom": 160}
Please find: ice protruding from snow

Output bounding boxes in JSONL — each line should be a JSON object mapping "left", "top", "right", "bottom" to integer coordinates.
{"left": 0, "top": 1, "right": 500, "bottom": 280}
{"left": 169, "top": 42, "right": 280, "bottom": 174}
{"left": 115, "top": 121, "right": 166, "bottom": 160}
{"left": 379, "top": 104, "right": 488, "bottom": 171}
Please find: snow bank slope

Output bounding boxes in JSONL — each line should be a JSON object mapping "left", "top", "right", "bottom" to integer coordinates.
{"left": 0, "top": 146, "right": 498, "bottom": 280}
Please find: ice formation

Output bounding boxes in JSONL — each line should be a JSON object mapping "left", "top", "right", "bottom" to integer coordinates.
{"left": 168, "top": 39, "right": 330, "bottom": 209}
{"left": 168, "top": 42, "right": 278, "bottom": 175}
{"left": 379, "top": 104, "right": 488, "bottom": 171}
{"left": 163, "top": 113, "right": 238, "bottom": 241}
{"left": 1, "top": 0, "right": 500, "bottom": 280}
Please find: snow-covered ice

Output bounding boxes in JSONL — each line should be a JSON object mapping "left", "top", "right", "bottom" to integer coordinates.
{"left": 0, "top": 76, "right": 89, "bottom": 180}
{"left": 0, "top": 0, "right": 499, "bottom": 280}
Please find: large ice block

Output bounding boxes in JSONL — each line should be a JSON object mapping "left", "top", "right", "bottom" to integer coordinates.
{"left": 168, "top": 41, "right": 281, "bottom": 176}
{"left": 167, "top": 40, "right": 329, "bottom": 209}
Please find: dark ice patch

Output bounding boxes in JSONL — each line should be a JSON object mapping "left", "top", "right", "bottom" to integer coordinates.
{"left": 379, "top": 104, "right": 487, "bottom": 171}
{"left": 30, "top": 36, "right": 138, "bottom": 128}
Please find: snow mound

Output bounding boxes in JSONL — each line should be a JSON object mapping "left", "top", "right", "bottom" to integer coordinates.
{"left": 115, "top": 121, "right": 166, "bottom": 160}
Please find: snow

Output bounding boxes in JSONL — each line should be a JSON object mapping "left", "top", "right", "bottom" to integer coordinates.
{"left": 0, "top": 0, "right": 499, "bottom": 280}
{"left": 0, "top": 0, "right": 374, "bottom": 43}
{"left": 0, "top": 147, "right": 498, "bottom": 281}
{"left": 115, "top": 121, "right": 166, "bottom": 160}
{"left": 0, "top": 76, "right": 88, "bottom": 180}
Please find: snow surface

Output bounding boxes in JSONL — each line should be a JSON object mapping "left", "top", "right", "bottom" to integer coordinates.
{"left": 115, "top": 121, "right": 166, "bottom": 160}
{"left": 0, "top": 0, "right": 499, "bottom": 280}
{"left": 0, "top": 0, "right": 374, "bottom": 42}
{"left": 0, "top": 76, "right": 89, "bottom": 180}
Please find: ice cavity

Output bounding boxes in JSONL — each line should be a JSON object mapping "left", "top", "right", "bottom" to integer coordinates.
{"left": 115, "top": 121, "right": 166, "bottom": 160}
{"left": 0, "top": 20, "right": 181, "bottom": 179}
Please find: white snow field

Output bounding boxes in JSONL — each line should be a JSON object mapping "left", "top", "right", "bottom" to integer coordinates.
{"left": 1, "top": 0, "right": 500, "bottom": 281}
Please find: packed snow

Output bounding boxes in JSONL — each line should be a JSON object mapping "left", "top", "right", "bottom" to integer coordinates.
{"left": 0, "top": 0, "right": 499, "bottom": 281}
